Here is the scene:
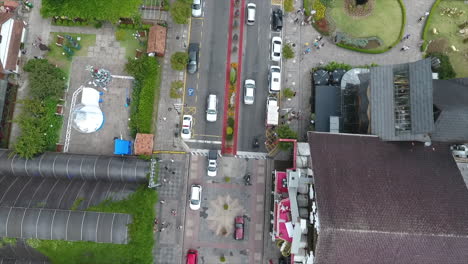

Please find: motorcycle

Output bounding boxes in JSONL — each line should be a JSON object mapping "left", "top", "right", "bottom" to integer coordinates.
{"left": 243, "top": 174, "right": 252, "bottom": 186}
{"left": 252, "top": 137, "right": 259, "bottom": 148}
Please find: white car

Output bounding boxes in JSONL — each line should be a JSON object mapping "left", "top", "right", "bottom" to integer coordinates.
{"left": 269, "top": 66, "right": 281, "bottom": 93}
{"left": 206, "top": 94, "right": 218, "bottom": 122}
{"left": 189, "top": 184, "right": 202, "bottom": 210}
{"left": 244, "top": 79, "right": 255, "bottom": 105}
{"left": 246, "top": 3, "right": 256, "bottom": 25}
{"left": 181, "top": 115, "right": 193, "bottom": 140}
{"left": 192, "top": 0, "right": 202, "bottom": 17}
{"left": 271, "top": 37, "right": 282, "bottom": 62}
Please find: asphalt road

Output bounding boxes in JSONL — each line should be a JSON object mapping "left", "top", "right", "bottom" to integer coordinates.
{"left": 184, "top": 0, "right": 230, "bottom": 150}
{"left": 237, "top": 0, "right": 274, "bottom": 153}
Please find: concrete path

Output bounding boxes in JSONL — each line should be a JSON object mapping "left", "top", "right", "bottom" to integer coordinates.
{"left": 282, "top": 0, "right": 435, "bottom": 141}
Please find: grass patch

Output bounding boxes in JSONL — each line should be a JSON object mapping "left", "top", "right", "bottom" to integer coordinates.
{"left": 170, "top": 80, "right": 183, "bottom": 99}
{"left": 0, "top": 237, "right": 17, "bottom": 248}
{"left": 424, "top": 0, "right": 468, "bottom": 77}
{"left": 329, "top": 0, "right": 402, "bottom": 49}
{"left": 27, "top": 185, "right": 157, "bottom": 264}
{"left": 46, "top": 33, "right": 96, "bottom": 76}
{"left": 115, "top": 29, "right": 147, "bottom": 58}
{"left": 70, "top": 197, "right": 85, "bottom": 210}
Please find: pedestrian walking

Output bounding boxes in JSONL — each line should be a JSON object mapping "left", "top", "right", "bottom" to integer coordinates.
{"left": 171, "top": 209, "right": 177, "bottom": 216}
{"left": 400, "top": 46, "right": 410, "bottom": 51}
{"left": 318, "top": 35, "right": 323, "bottom": 41}
{"left": 178, "top": 225, "right": 183, "bottom": 230}
{"left": 424, "top": 11, "right": 430, "bottom": 16}
{"left": 417, "top": 16, "right": 425, "bottom": 23}
{"left": 160, "top": 200, "right": 165, "bottom": 204}
{"left": 321, "top": 43, "right": 325, "bottom": 47}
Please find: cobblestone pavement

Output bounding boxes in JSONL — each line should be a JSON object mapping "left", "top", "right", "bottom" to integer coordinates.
{"left": 282, "top": 0, "right": 435, "bottom": 141}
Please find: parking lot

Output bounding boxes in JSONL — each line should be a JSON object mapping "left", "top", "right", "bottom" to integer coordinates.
{"left": 183, "top": 154, "right": 267, "bottom": 263}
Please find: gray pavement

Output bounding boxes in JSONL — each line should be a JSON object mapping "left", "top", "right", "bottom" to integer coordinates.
{"left": 238, "top": 0, "right": 272, "bottom": 153}
{"left": 282, "top": 0, "right": 434, "bottom": 140}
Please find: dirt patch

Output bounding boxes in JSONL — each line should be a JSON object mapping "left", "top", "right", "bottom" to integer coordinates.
{"left": 344, "top": 0, "right": 375, "bottom": 17}
{"left": 427, "top": 38, "right": 449, "bottom": 54}
{"left": 364, "top": 39, "right": 381, "bottom": 49}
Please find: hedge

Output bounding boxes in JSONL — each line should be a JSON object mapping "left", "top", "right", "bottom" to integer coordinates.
{"left": 125, "top": 56, "right": 160, "bottom": 137}
{"left": 421, "top": 0, "right": 442, "bottom": 51}
{"left": 336, "top": 0, "right": 406, "bottom": 54}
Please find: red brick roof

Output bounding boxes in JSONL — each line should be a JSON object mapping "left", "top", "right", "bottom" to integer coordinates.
{"left": 134, "top": 133, "right": 154, "bottom": 155}
{"left": 0, "top": 13, "right": 13, "bottom": 25}
{"left": 147, "top": 25, "right": 166, "bottom": 56}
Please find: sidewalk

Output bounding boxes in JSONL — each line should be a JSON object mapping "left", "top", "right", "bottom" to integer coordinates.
{"left": 153, "top": 10, "right": 189, "bottom": 152}
{"left": 281, "top": 0, "right": 433, "bottom": 141}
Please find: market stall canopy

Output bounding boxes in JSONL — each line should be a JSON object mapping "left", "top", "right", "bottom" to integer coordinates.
{"left": 114, "top": 139, "right": 132, "bottom": 155}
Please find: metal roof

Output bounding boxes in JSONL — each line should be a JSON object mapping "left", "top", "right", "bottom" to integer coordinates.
{"left": 314, "top": 86, "right": 341, "bottom": 132}
{"left": 308, "top": 132, "right": 468, "bottom": 264}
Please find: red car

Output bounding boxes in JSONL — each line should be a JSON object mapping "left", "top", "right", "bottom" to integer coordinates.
{"left": 234, "top": 216, "right": 244, "bottom": 240}
{"left": 187, "top": 249, "right": 198, "bottom": 264}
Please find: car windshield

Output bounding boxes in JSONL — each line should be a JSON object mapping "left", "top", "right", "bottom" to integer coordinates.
{"left": 208, "top": 110, "right": 216, "bottom": 114}
{"left": 274, "top": 52, "right": 280, "bottom": 56}
{"left": 235, "top": 223, "right": 243, "bottom": 228}
{"left": 191, "top": 199, "right": 200, "bottom": 205}
{"left": 182, "top": 128, "right": 190, "bottom": 134}
{"left": 208, "top": 166, "right": 216, "bottom": 171}
{"left": 193, "top": 4, "right": 200, "bottom": 9}
{"left": 272, "top": 68, "right": 280, "bottom": 73}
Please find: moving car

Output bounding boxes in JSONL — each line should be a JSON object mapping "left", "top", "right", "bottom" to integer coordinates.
{"left": 269, "top": 66, "right": 281, "bottom": 93}
{"left": 244, "top": 79, "right": 255, "bottom": 105}
{"left": 181, "top": 115, "right": 193, "bottom": 140}
{"left": 234, "top": 216, "right": 245, "bottom": 240}
{"left": 271, "top": 37, "right": 282, "bottom": 62}
{"left": 192, "top": 0, "right": 202, "bottom": 17}
{"left": 206, "top": 94, "right": 218, "bottom": 122}
{"left": 187, "top": 43, "right": 199, "bottom": 74}
{"left": 272, "top": 9, "right": 283, "bottom": 31}
{"left": 207, "top": 150, "right": 218, "bottom": 177}
{"left": 189, "top": 184, "right": 202, "bottom": 210}
{"left": 246, "top": 3, "right": 256, "bottom": 25}
{"left": 187, "top": 249, "right": 198, "bottom": 264}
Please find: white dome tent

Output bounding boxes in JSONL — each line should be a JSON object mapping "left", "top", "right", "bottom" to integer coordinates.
{"left": 71, "top": 88, "right": 104, "bottom": 133}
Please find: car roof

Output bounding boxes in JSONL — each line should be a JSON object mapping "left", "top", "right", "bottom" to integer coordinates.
{"left": 191, "top": 186, "right": 200, "bottom": 199}
{"left": 235, "top": 216, "right": 244, "bottom": 223}
{"left": 246, "top": 88, "right": 254, "bottom": 96}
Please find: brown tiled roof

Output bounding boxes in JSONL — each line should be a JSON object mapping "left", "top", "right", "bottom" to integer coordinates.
{"left": 308, "top": 132, "right": 468, "bottom": 264}
{"left": 147, "top": 25, "right": 166, "bottom": 56}
{"left": 134, "top": 133, "right": 154, "bottom": 155}
{"left": 5, "top": 19, "right": 23, "bottom": 71}
{"left": 0, "top": 12, "right": 13, "bottom": 25}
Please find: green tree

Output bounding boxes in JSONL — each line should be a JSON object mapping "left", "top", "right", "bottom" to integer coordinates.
{"left": 41, "top": 0, "right": 142, "bottom": 22}
{"left": 170, "top": 52, "right": 189, "bottom": 71}
{"left": 170, "top": 0, "right": 191, "bottom": 24}
{"left": 23, "top": 59, "right": 66, "bottom": 100}
{"left": 426, "top": 52, "right": 456, "bottom": 80}
{"left": 276, "top": 125, "right": 298, "bottom": 150}
{"left": 282, "top": 88, "right": 295, "bottom": 99}
{"left": 283, "top": 44, "right": 295, "bottom": 59}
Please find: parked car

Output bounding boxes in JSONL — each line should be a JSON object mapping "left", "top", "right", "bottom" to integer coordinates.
{"left": 187, "top": 249, "right": 198, "bottom": 264}
{"left": 189, "top": 184, "right": 202, "bottom": 210}
{"left": 181, "top": 115, "right": 193, "bottom": 140}
{"left": 271, "top": 36, "right": 282, "bottom": 62}
{"left": 207, "top": 150, "right": 218, "bottom": 177}
{"left": 246, "top": 3, "right": 256, "bottom": 25}
{"left": 234, "top": 216, "right": 244, "bottom": 240}
{"left": 272, "top": 9, "right": 283, "bottom": 31}
{"left": 206, "top": 94, "right": 218, "bottom": 122}
{"left": 269, "top": 66, "right": 281, "bottom": 93}
{"left": 192, "top": 0, "right": 202, "bottom": 17}
{"left": 187, "top": 43, "right": 199, "bottom": 74}
{"left": 244, "top": 79, "right": 255, "bottom": 104}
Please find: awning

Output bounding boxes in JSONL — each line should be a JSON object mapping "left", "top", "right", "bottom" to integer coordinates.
{"left": 114, "top": 139, "right": 132, "bottom": 155}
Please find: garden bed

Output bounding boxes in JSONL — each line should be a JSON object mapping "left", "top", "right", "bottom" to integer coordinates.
{"left": 115, "top": 28, "right": 148, "bottom": 58}
{"left": 321, "top": 0, "right": 404, "bottom": 52}
{"left": 423, "top": 0, "right": 468, "bottom": 77}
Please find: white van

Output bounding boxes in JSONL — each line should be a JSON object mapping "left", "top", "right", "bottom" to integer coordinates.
{"left": 206, "top": 94, "right": 218, "bottom": 122}
{"left": 269, "top": 66, "right": 281, "bottom": 93}
{"left": 246, "top": 3, "right": 256, "bottom": 25}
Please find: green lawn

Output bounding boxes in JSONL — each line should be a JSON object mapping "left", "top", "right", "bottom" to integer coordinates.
{"left": 27, "top": 185, "right": 157, "bottom": 264}
{"left": 116, "top": 29, "right": 148, "bottom": 58}
{"left": 329, "top": 0, "right": 403, "bottom": 48}
{"left": 46, "top": 33, "right": 96, "bottom": 76}
{"left": 425, "top": 0, "right": 468, "bottom": 77}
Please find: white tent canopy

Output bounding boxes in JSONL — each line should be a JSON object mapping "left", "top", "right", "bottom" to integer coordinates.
{"left": 72, "top": 88, "right": 104, "bottom": 133}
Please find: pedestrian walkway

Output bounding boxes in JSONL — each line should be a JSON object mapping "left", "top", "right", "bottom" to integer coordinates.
{"left": 281, "top": 0, "right": 434, "bottom": 141}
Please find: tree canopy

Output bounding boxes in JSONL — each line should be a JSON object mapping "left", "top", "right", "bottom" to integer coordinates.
{"left": 277, "top": 125, "right": 298, "bottom": 150}
{"left": 41, "top": 0, "right": 141, "bottom": 22}
{"left": 23, "top": 59, "right": 66, "bottom": 100}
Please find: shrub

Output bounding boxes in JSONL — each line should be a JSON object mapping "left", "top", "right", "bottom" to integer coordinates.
{"left": 94, "top": 21, "right": 103, "bottom": 28}
{"left": 313, "top": 0, "right": 326, "bottom": 20}
{"left": 228, "top": 117, "right": 235, "bottom": 127}
{"left": 23, "top": 59, "right": 67, "bottom": 100}
{"left": 284, "top": 0, "right": 294, "bottom": 12}
{"left": 126, "top": 56, "right": 160, "bottom": 136}
{"left": 276, "top": 125, "right": 298, "bottom": 150}
{"left": 282, "top": 88, "right": 295, "bottom": 99}
{"left": 226, "top": 126, "right": 234, "bottom": 141}
{"left": 170, "top": 52, "right": 189, "bottom": 71}
{"left": 223, "top": 204, "right": 229, "bottom": 210}
{"left": 230, "top": 67, "right": 237, "bottom": 85}
{"left": 322, "top": 61, "right": 352, "bottom": 71}
{"left": 170, "top": 0, "right": 191, "bottom": 24}
{"left": 303, "top": 0, "right": 312, "bottom": 15}
{"left": 283, "top": 44, "right": 295, "bottom": 59}
{"left": 224, "top": 177, "right": 231, "bottom": 183}
{"left": 170, "top": 81, "right": 183, "bottom": 99}
{"left": 220, "top": 256, "right": 226, "bottom": 262}
{"left": 426, "top": 52, "right": 455, "bottom": 80}
{"left": 320, "top": 0, "right": 335, "bottom": 7}
{"left": 115, "top": 29, "right": 126, "bottom": 41}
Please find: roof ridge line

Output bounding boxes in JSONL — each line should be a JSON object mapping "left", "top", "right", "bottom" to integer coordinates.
{"left": 329, "top": 227, "right": 468, "bottom": 238}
